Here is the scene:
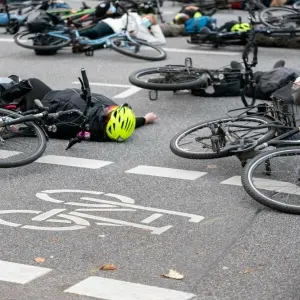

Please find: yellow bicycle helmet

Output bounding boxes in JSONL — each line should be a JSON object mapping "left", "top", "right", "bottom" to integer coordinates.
{"left": 230, "top": 22, "right": 251, "bottom": 32}
{"left": 105, "top": 104, "right": 136, "bottom": 142}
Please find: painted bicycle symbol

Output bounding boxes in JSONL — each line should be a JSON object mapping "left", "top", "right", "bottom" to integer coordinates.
{"left": 0, "top": 190, "right": 205, "bottom": 235}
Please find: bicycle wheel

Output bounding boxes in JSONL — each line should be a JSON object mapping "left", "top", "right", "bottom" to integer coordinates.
{"left": 109, "top": 36, "right": 167, "bottom": 61}
{"left": 129, "top": 66, "right": 209, "bottom": 91}
{"left": 14, "top": 31, "right": 71, "bottom": 51}
{"left": 170, "top": 116, "right": 276, "bottom": 159}
{"left": 0, "top": 109, "right": 47, "bottom": 168}
{"left": 293, "top": 0, "right": 300, "bottom": 10}
{"left": 259, "top": 7, "right": 300, "bottom": 28}
{"left": 242, "top": 147, "right": 300, "bottom": 214}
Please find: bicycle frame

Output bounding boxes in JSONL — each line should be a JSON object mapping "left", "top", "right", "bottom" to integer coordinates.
{"left": 46, "top": 27, "right": 138, "bottom": 48}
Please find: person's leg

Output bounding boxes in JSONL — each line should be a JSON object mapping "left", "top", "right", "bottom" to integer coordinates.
{"left": 20, "top": 78, "right": 52, "bottom": 111}
{"left": 79, "top": 22, "right": 114, "bottom": 39}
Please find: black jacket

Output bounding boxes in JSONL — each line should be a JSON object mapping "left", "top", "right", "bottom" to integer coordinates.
{"left": 43, "top": 88, "right": 116, "bottom": 141}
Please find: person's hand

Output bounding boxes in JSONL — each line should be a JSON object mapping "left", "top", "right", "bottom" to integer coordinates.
{"left": 144, "top": 112, "right": 157, "bottom": 124}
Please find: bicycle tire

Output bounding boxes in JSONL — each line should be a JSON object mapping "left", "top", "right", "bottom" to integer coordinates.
{"left": 14, "top": 31, "right": 71, "bottom": 51}
{"left": 259, "top": 7, "right": 299, "bottom": 28}
{"left": 0, "top": 108, "right": 47, "bottom": 168}
{"left": 109, "top": 37, "right": 167, "bottom": 61}
{"left": 242, "top": 146, "right": 300, "bottom": 214}
{"left": 129, "top": 66, "right": 209, "bottom": 91}
{"left": 170, "top": 116, "right": 276, "bottom": 159}
{"left": 293, "top": 0, "right": 300, "bottom": 10}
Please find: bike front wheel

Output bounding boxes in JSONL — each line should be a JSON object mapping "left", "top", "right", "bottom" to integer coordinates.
{"left": 0, "top": 109, "right": 47, "bottom": 168}
{"left": 109, "top": 36, "right": 167, "bottom": 61}
{"left": 129, "top": 66, "right": 209, "bottom": 91}
{"left": 242, "top": 147, "right": 300, "bottom": 214}
{"left": 170, "top": 116, "right": 276, "bottom": 159}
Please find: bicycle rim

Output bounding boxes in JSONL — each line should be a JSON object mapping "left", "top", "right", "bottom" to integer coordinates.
{"left": 170, "top": 116, "right": 276, "bottom": 159}
{"left": 242, "top": 147, "right": 300, "bottom": 214}
{"left": 14, "top": 31, "right": 71, "bottom": 51}
{"left": 0, "top": 109, "right": 47, "bottom": 168}
{"left": 110, "top": 37, "right": 167, "bottom": 61}
{"left": 259, "top": 7, "right": 300, "bottom": 28}
{"left": 129, "top": 66, "right": 208, "bottom": 91}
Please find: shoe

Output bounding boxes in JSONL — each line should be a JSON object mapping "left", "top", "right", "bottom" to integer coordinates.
{"left": 273, "top": 60, "right": 285, "bottom": 69}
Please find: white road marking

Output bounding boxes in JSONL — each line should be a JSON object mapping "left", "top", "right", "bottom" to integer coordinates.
{"left": 0, "top": 38, "right": 240, "bottom": 56}
{"left": 72, "top": 82, "right": 141, "bottom": 98}
{"left": 163, "top": 47, "right": 240, "bottom": 56}
{"left": 125, "top": 165, "right": 207, "bottom": 180}
{"left": 64, "top": 276, "right": 197, "bottom": 300}
{"left": 0, "top": 150, "right": 21, "bottom": 158}
{"left": 35, "top": 155, "right": 113, "bottom": 169}
{"left": 69, "top": 211, "right": 173, "bottom": 235}
{"left": 81, "top": 197, "right": 205, "bottom": 223}
{"left": 0, "top": 38, "right": 14, "bottom": 42}
{"left": 0, "top": 260, "right": 52, "bottom": 284}
{"left": 141, "top": 213, "right": 163, "bottom": 224}
{"left": 221, "top": 175, "right": 300, "bottom": 195}
{"left": 113, "top": 86, "right": 141, "bottom": 99}
{"left": 72, "top": 81, "right": 131, "bottom": 88}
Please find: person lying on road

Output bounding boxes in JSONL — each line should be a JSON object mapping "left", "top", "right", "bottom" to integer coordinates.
{"left": 78, "top": 1, "right": 166, "bottom": 46}
{"left": 0, "top": 77, "right": 157, "bottom": 142}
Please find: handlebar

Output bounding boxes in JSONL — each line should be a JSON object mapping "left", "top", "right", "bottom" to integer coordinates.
{"left": 81, "top": 68, "right": 90, "bottom": 89}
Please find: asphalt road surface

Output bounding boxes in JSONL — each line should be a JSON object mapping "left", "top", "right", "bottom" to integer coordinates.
{"left": 0, "top": 2, "right": 300, "bottom": 300}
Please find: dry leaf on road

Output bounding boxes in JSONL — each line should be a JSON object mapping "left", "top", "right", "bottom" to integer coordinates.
{"left": 243, "top": 267, "right": 257, "bottom": 274}
{"left": 161, "top": 269, "right": 184, "bottom": 280}
{"left": 34, "top": 257, "right": 46, "bottom": 263}
{"left": 207, "top": 165, "right": 217, "bottom": 169}
{"left": 100, "top": 264, "right": 117, "bottom": 271}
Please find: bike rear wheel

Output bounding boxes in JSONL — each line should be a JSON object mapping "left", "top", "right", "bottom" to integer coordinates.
{"left": 242, "top": 147, "right": 300, "bottom": 214}
{"left": 259, "top": 7, "right": 300, "bottom": 28}
{"left": 129, "top": 66, "right": 209, "bottom": 91}
{"left": 109, "top": 36, "right": 167, "bottom": 61}
{"left": 14, "top": 31, "right": 71, "bottom": 51}
{"left": 0, "top": 109, "right": 47, "bottom": 168}
{"left": 170, "top": 116, "right": 276, "bottom": 159}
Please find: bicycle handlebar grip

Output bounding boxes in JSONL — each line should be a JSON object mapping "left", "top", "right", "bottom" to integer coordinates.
{"left": 81, "top": 68, "right": 90, "bottom": 89}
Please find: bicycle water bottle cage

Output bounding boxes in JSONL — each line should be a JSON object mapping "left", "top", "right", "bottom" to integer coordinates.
{"left": 149, "top": 90, "right": 158, "bottom": 101}
{"left": 185, "top": 57, "right": 193, "bottom": 68}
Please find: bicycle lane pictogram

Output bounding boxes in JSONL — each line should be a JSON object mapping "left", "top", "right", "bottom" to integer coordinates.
{"left": 0, "top": 189, "right": 205, "bottom": 235}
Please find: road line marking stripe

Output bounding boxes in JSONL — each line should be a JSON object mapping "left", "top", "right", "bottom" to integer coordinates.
{"left": 64, "top": 276, "right": 197, "bottom": 299}
{"left": 35, "top": 155, "right": 113, "bottom": 169}
{"left": 163, "top": 47, "right": 240, "bottom": 56}
{"left": 113, "top": 86, "right": 141, "bottom": 98}
{"left": 0, "top": 38, "right": 240, "bottom": 56}
{"left": 72, "top": 81, "right": 132, "bottom": 88}
{"left": 125, "top": 165, "right": 207, "bottom": 180}
{"left": 221, "top": 175, "right": 300, "bottom": 195}
{"left": 0, "top": 260, "right": 52, "bottom": 284}
{"left": 141, "top": 213, "right": 163, "bottom": 224}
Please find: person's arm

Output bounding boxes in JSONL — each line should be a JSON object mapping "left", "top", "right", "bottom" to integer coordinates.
{"left": 135, "top": 117, "right": 146, "bottom": 128}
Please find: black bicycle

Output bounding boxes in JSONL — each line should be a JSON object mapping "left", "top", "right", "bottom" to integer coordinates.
{"left": 0, "top": 68, "right": 93, "bottom": 168}
{"left": 241, "top": 82, "right": 300, "bottom": 214}
{"left": 169, "top": 28, "right": 300, "bottom": 167}
{"left": 259, "top": 5, "right": 300, "bottom": 29}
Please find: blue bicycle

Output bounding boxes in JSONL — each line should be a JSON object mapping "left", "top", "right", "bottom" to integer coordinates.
{"left": 14, "top": 4, "right": 167, "bottom": 61}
